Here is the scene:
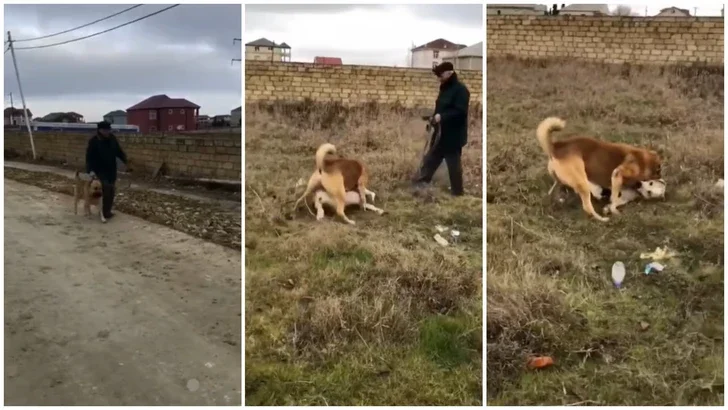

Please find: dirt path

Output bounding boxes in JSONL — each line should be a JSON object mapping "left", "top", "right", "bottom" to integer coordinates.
{"left": 4, "top": 179, "right": 241, "bottom": 405}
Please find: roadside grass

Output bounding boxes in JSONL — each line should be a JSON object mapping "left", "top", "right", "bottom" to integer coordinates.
{"left": 244, "top": 103, "right": 483, "bottom": 405}
{"left": 486, "top": 58, "right": 724, "bottom": 406}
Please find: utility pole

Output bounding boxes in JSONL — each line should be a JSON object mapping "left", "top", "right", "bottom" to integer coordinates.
{"left": 233, "top": 38, "right": 241, "bottom": 65}
{"left": 694, "top": 7, "right": 697, "bottom": 16}
{"left": 9, "top": 92, "right": 14, "bottom": 126}
{"left": 7, "top": 31, "right": 36, "bottom": 159}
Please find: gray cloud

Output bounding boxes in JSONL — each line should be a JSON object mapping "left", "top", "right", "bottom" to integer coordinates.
{"left": 4, "top": 4, "right": 241, "bottom": 120}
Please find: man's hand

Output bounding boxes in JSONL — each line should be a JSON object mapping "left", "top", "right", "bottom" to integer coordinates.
{"left": 433, "top": 114, "right": 441, "bottom": 124}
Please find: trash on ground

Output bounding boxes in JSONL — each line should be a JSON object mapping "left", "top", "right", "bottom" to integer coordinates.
{"left": 527, "top": 356, "right": 554, "bottom": 369}
{"left": 433, "top": 234, "right": 449, "bottom": 246}
{"left": 644, "top": 261, "right": 665, "bottom": 275}
{"left": 640, "top": 321, "right": 650, "bottom": 331}
{"left": 611, "top": 261, "right": 626, "bottom": 289}
{"left": 450, "top": 229, "right": 461, "bottom": 243}
{"left": 435, "top": 224, "right": 448, "bottom": 233}
{"left": 639, "top": 246, "right": 677, "bottom": 261}
{"left": 716, "top": 178, "right": 724, "bottom": 190}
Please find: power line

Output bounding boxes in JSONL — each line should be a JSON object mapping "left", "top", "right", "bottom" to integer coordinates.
{"left": 14, "top": 4, "right": 180, "bottom": 50}
{"left": 13, "top": 4, "right": 143, "bottom": 43}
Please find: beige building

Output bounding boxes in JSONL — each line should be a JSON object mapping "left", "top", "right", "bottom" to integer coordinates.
{"left": 410, "top": 38, "right": 466, "bottom": 69}
{"left": 655, "top": 7, "right": 691, "bottom": 17}
{"left": 486, "top": 4, "right": 548, "bottom": 15}
{"left": 442, "top": 42, "right": 482, "bottom": 71}
{"left": 245, "top": 38, "right": 291, "bottom": 62}
{"left": 559, "top": 4, "right": 610, "bottom": 16}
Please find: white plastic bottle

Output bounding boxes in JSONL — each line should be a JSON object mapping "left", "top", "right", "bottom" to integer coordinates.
{"left": 611, "top": 261, "right": 626, "bottom": 289}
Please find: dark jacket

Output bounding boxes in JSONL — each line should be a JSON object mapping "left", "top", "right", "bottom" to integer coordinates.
{"left": 86, "top": 132, "right": 127, "bottom": 182}
{"left": 434, "top": 73, "right": 470, "bottom": 152}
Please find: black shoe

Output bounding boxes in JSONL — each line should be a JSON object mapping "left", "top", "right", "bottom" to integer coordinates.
{"left": 104, "top": 212, "right": 115, "bottom": 220}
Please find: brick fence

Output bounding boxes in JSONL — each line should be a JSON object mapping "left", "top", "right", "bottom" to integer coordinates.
{"left": 245, "top": 61, "right": 483, "bottom": 108}
{"left": 487, "top": 16, "right": 724, "bottom": 65}
{"left": 4, "top": 131, "right": 241, "bottom": 181}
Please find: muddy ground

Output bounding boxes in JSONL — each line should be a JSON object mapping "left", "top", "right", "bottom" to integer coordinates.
{"left": 4, "top": 179, "right": 241, "bottom": 405}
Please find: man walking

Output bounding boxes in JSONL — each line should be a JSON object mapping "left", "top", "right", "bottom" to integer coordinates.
{"left": 85, "top": 121, "right": 128, "bottom": 220}
{"left": 415, "top": 61, "right": 470, "bottom": 196}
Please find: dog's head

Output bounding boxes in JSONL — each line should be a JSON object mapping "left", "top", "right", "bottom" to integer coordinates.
{"left": 644, "top": 150, "right": 663, "bottom": 180}
{"left": 89, "top": 179, "right": 103, "bottom": 198}
{"left": 635, "top": 179, "right": 667, "bottom": 199}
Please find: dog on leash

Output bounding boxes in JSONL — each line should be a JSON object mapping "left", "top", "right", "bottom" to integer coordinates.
{"left": 295, "top": 178, "right": 385, "bottom": 221}
{"left": 293, "top": 143, "right": 371, "bottom": 225}
{"left": 73, "top": 171, "right": 106, "bottom": 223}
{"left": 538, "top": 117, "right": 662, "bottom": 221}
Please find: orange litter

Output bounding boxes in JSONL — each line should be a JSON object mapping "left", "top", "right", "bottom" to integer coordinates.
{"left": 527, "top": 356, "right": 554, "bottom": 369}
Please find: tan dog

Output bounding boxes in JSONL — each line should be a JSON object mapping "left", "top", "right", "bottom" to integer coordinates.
{"left": 73, "top": 171, "right": 106, "bottom": 223}
{"left": 538, "top": 117, "right": 662, "bottom": 221}
{"left": 293, "top": 143, "right": 370, "bottom": 225}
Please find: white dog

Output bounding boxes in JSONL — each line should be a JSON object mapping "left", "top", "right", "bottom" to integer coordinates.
{"left": 295, "top": 178, "right": 385, "bottom": 221}
{"left": 588, "top": 179, "right": 666, "bottom": 215}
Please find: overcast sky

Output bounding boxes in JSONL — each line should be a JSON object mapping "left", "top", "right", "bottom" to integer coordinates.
{"left": 4, "top": 4, "right": 241, "bottom": 122}
{"left": 245, "top": 4, "right": 483, "bottom": 66}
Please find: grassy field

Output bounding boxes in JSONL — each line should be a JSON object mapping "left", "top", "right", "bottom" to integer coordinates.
{"left": 486, "top": 59, "right": 724, "bottom": 405}
{"left": 244, "top": 103, "right": 483, "bottom": 405}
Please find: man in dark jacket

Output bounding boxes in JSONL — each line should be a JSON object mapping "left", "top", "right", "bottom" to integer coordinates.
{"left": 86, "top": 121, "right": 128, "bottom": 220}
{"left": 415, "top": 61, "right": 470, "bottom": 196}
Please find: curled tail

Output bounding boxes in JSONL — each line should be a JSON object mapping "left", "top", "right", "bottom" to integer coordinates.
{"left": 315, "top": 143, "right": 336, "bottom": 172}
{"left": 536, "top": 117, "right": 566, "bottom": 157}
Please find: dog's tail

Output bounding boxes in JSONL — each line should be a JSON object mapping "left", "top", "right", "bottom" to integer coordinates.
{"left": 536, "top": 117, "right": 566, "bottom": 157}
{"left": 315, "top": 143, "right": 336, "bottom": 172}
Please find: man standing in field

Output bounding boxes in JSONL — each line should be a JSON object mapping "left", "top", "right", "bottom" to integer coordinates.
{"left": 414, "top": 61, "right": 470, "bottom": 196}
{"left": 85, "top": 121, "right": 129, "bottom": 220}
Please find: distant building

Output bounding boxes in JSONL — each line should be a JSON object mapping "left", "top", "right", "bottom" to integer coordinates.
{"left": 4, "top": 107, "right": 32, "bottom": 126}
{"left": 197, "top": 114, "right": 212, "bottom": 128}
{"left": 655, "top": 7, "right": 691, "bottom": 17}
{"left": 559, "top": 4, "right": 610, "bottom": 16}
{"left": 442, "top": 42, "right": 483, "bottom": 70}
{"left": 212, "top": 114, "right": 231, "bottom": 127}
{"left": 410, "top": 38, "right": 467, "bottom": 69}
{"left": 40, "top": 112, "right": 85, "bottom": 123}
{"left": 313, "top": 56, "right": 343, "bottom": 65}
{"left": 103, "top": 110, "right": 127, "bottom": 125}
{"left": 486, "top": 4, "right": 549, "bottom": 15}
{"left": 127, "top": 94, "right": 200, "bottom": 133}
{"left": 245, "top": 38, "right": 291, "bottom": 62}
{"left": 230, "top": 106, "right": 241, "bottom": 127}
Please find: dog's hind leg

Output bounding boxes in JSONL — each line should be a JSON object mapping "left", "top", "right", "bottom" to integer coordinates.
{"left": 293, "top": 173, "right": 321, "bottom": 214}
{"left": 555, "top": 159, "right": 609, "bottom": 222}
{"left": 363, "top": 203, "right": 385, "bottom": 215}
{"left": 364, "top": 188, "right": 376, "bottom": 203}
{"left": 322, "top": 175, "right": 355, "bottom": 225}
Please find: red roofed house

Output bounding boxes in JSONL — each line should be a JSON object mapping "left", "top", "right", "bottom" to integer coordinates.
{"left": 126, "top": 94, "right": 200, "bottom": 133}
{"left": 314, "top": 56, "right": 343, "bottom": 65}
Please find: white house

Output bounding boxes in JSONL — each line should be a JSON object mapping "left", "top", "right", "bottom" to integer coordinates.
{"left": 442, "top": 42, "right": 483, "bottom": 70}
{"left": 410, "top": 38, "right": 467, "bottom": 69}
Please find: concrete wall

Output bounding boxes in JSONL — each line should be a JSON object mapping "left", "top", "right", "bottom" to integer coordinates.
{"left": 4, "top": 131, "right": 241, "bottom": 180}
{"left": 487, "top": 16, "right": 724, "bottom": 65}
{"left": 245, "top": 60, "right": 483, "bottom": 109}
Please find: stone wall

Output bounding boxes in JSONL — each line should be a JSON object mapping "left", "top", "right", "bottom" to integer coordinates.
{"left": 487, "top": 16, "right": 724, "bottom": 65}
{"left": 4, "top": 131, "right": 241, "bottom": 181}
{"left": 245, "top": 61, "right": 483, "bottom": 108}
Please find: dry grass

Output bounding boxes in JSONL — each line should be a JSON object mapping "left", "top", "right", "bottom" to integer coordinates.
{"left": 486, "top": 58, "right": 724, "bottom": 405}
{"left": 244, "top": 102, "right": 483, "bottom": 405}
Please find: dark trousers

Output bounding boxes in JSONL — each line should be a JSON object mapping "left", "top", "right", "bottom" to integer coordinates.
{"left": 100, "top": 179, "right": 116, "bottom": 217}
{"left": 416, "top": 146, "right": 464, "bottom": 196}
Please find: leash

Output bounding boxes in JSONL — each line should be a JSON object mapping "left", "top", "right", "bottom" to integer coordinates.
{"left": 415, "top": 116, "right": 441, "bottom": 178}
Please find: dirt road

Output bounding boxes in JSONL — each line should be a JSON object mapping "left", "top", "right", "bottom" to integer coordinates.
{"left": 4, "top": 179, "right": 241, "bottom": 405}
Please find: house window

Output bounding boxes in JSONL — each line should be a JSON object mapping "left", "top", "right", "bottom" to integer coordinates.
{"left": 180, "top": 109, "right": 185, "bottom": 114}
{"left": 497, "top": 10, "right": 501, "bottom": 15}
{"left": 433, "top": 50, "right": 439, "bottom": 58}
{"left": 254, "top": 46, "right": 260, "bottom": 51}
{"left": 168, "top": 109, "right": 173, "bottom": 114}
{"left": 149, "top": 110, "right": 157, "bottom": 120}
{"left": 268, "top": 47, "right": 273, "bottom": 51}
{"left": 168, "top": 125, "right": 173, "bottom": 131}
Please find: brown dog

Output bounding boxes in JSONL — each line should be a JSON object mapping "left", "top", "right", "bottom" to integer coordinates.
{"left": 73, "top": 171, "right": 106, "bottom": 223}
{"left": 293, "top": 143, "right": 370, "bottom": 225}
{"left": 538, "top": 117, "right": 662, "bottom": 221}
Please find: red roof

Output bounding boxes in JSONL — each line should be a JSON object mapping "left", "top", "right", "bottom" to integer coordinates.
{"left": 127, "top": 94, "right": 200, "bottom": 111}
{"left": 313, "top": 56, "right": 343, "bottom": 65}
